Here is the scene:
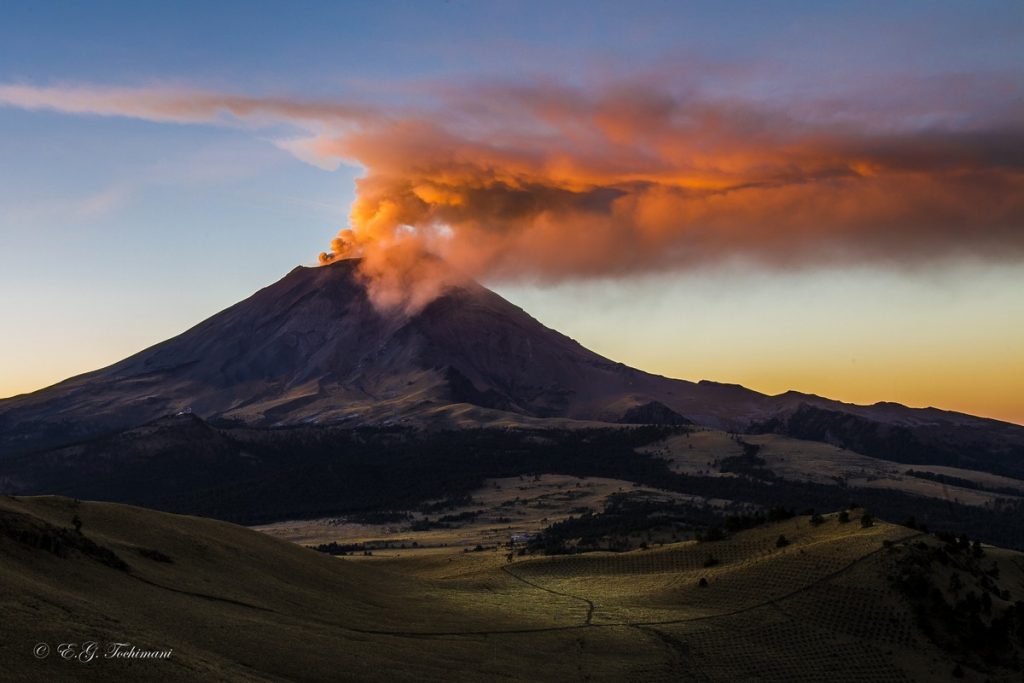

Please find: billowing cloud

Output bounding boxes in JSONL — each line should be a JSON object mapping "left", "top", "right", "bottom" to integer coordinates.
{"left": 3, "top": 79, "right": 1023, "bottom": 313}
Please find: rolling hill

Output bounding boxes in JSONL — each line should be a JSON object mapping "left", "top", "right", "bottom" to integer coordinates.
{"left": 3, "top": 494, "right": 1021, "bottom": 682}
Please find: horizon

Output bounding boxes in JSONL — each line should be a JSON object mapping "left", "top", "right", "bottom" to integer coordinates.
{"left": 1, "top": 1, "right": 1022, "bottom": 424}
{"left": 2, "top": 255, "right": 1021, "bottom": 427}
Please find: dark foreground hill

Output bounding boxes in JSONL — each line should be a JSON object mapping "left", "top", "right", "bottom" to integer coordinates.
{"left": 1, "top": 258, "right": 1022, "bottom": 476}
{"left": 3, "top": 495, "right": 1022, "bottom": 682}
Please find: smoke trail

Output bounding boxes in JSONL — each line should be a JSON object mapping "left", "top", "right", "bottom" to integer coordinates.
{"left": 3, "top": 79, "right": 1023, "bottom": 313}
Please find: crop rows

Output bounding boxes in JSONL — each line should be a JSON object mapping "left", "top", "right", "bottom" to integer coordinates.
{"left": 663, "top": 616, "right": 913, "bottom": 683}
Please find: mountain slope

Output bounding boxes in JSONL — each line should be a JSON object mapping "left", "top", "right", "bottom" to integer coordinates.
{"left": 0, "top": 259, "right": 757, "bottom": 455}
{"left": 0, "top": 259, "right": 1021, "bottom": 464}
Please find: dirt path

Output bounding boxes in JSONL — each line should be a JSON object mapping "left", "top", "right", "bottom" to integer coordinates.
{"left": 501, "top": 563, "right": 595, "bottom": 624}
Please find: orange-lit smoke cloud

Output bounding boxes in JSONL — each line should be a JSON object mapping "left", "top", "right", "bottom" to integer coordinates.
{"left": 3, "top": 80, "right": 1023, "bottom": 313}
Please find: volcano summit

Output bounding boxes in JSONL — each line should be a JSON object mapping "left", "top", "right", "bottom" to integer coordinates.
{"left": 0, "top": 259, "right": 1021, "bottom": 470}
{"left": 0, "top": 259, "right": 742, "bottom": 452}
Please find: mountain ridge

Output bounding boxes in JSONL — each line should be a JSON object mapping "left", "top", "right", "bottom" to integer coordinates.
{"left": 0, "top": 259, "right": 1020, "bottom": 460}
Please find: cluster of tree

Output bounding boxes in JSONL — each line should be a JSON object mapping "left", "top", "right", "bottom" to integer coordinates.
{"left": 892, "top": 534, "right": 1024, "bottom": 673}
{"left": 0, "top": 509, "right": 128, "bottom": 571}
{"left": 751, "top": 404, "right": 1024, "bottom": 480}
{"left": 527, "top": 493, "right": 726, "bottom": 554}
{"left": 932, "top": 531, "right": 987, "bottom": 560}
{"left": 341, "top": 510, "right": 412, "bottom": 524}
{"left": 437, "top": 510, "right": 482, "bottom": 524}
{"left": 531, "top": 496, "right": 802, "bottom": 554}
{"left": 718, "top": 440, "right": 776, "bottom": 481}
{"left": 694, "top": 506, "right": 797, "bottom": 543}
{"left": 904, "top": 469, "right": 1022, "bottom": 496}
{"left": 418, "top": 495, "right": 476, "bottom": 513}
{"left": 311, "top": 541, "right": 370, "bottom": 556}
{"left": 409, "top": 510, "right": 483, "bottom": 531}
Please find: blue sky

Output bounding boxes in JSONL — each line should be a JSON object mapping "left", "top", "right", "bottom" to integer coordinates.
{"left": 1, "top": 1, "right": 1022, "bottom": 422}
{"left": 6, "top": 2, "right": 1021, "bottom": 87}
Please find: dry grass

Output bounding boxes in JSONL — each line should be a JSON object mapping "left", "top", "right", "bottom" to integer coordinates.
{"left": 645, "top": 429, "right": 1024, "bottom": 508}
{"left": 2, "top": 495, "right": 1017, "bottom": 682}
{"left": 255, "top": 474, "right": 710, "bottom": 555}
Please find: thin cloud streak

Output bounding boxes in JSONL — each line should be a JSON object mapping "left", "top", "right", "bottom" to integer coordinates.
{"left": 0, "top": 83, "right": 377, "bottom": 126}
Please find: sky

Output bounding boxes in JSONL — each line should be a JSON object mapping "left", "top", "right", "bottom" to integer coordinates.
{"left": 1, "top": 1, "right": 1022, "bottom": 423}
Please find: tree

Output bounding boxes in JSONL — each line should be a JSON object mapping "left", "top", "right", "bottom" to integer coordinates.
{"left": 860, "top": 512, "right": 874, "bottom": 528}
{"left": 838, "top": 510, "right": 851, "bottom": 524}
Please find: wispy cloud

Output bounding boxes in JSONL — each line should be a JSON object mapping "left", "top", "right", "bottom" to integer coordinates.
{"left": 0, "top": 83, "right": 376, "bottom": 126}
{"left": 0, "top": 136, "right": 285, "bottom": 226}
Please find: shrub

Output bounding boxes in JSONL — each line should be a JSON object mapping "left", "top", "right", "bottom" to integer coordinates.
{"left": 861, "top": 513, "right": 874, "bottom": 528}
{"left": 776, "top": 534, "right": 790, "bottom": 548}
{"left": 138, "top": 547, "right": 173, "bottom": 563}
{"left": 838, "top": 510, "right": 851, "bottom": 524}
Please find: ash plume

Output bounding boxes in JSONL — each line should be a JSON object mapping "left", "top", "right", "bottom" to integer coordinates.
{"left": 3, "top": 78, "right": 1023, "bottom": 312}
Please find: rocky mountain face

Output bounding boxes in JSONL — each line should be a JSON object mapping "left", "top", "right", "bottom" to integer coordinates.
{"left": 1, "top": 258, "right": 1021, "bottom": 463}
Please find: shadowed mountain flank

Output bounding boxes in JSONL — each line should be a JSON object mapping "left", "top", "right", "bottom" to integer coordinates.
{"left": 1, "top": 259, "right": 1021, "bottom": 466}
{"left": 0, "top": 260, "right": 735, "bottom": 454}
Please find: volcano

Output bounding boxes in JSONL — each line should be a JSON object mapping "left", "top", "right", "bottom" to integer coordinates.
{"left": 1, "top": 258, "right": 1022, "bottom": 469}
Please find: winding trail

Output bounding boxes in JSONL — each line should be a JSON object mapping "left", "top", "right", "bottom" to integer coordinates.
{"left": 500, "top": 563, "right": 595, "bottom": 625}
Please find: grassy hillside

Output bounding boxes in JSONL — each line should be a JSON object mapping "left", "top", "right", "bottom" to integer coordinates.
{"left": 3, "top": 495, "right": 1022, "bottom": 681}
